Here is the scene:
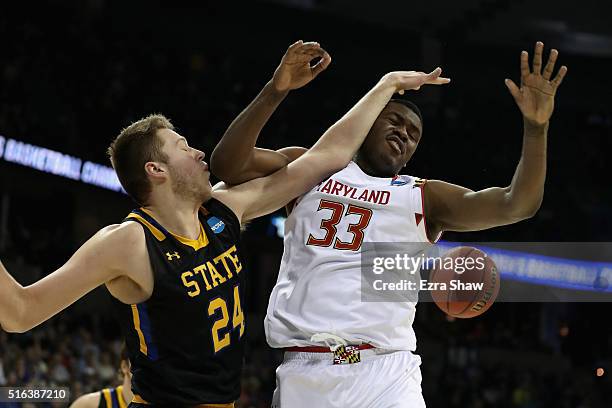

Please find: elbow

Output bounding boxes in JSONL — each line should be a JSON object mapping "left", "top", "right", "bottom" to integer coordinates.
{"left": 509, "top": 201, "right": 542, "bottom": 222}
{"left": 209, "top": 155, "right": 236, "bottom": 184}
{"left": 1, "top": 321, "right": 27, "bottom": 334}
{"left": 209, "top": 150, "right": 227, "bottom": 179}
{"left": 1, "top": 314, "right": 27, "bottom": 333}
{"left": 522, "top": 194, "right": 544, "bottom": 220}
{"left": 504, "top": 188, "right": 543, "bottom": 223}
{"left": 524, "top": 203, "right": 542, "bottom": 219}
{"left": 209, "top": 149, "right": 258, "bottom": 185}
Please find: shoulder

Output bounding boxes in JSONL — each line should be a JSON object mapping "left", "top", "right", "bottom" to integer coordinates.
{"left": 95, "top": 222, "right": 146, "bottom": 251}
{"left": 101, "top": 220, "right": 144, "bottom": 237}
{"left": 211, "top": 183, "right": 243, "bottom": 218}
{"left": 69, "top": 391, "right": 101, "bottom": 408}
{"left": 75, "top": 222, "right": 147, "bottom": 276}
{"left": 203, "top": 194, "right": 242, "bottom": 233}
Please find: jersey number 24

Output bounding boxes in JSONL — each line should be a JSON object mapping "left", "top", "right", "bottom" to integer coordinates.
{"left": 207, "top": 285, "right": 245, "bottom": 353}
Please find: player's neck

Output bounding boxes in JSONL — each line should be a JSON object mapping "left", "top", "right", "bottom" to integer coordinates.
{"left": 354, "top": 157, "right": 395, "bottom": 178}
{"left": 354, "top": 157, "right": 374, "bottom": 176}
{"left": 143, "top": 194, "right": 202, "bottom": 240}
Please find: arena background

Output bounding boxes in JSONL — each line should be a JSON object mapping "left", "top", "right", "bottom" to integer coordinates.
{"left": 1, "top": 0, "right": 611, "bottom": 406}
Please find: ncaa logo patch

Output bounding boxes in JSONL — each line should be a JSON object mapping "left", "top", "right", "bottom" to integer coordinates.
{"left": 391, "top": 175, "right": 411, "bottom": 186}
{"left": 207, "top": 216, "right": 225, "bottom": 234}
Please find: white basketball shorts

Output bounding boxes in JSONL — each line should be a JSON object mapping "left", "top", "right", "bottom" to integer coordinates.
{"left": 271, "top": 349, "right": 425, "bottom": 408}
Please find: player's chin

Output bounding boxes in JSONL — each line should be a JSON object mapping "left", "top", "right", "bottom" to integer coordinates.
{"left": 382, "top": 151, "right": 405, "bottom": 170}
{"left": 376, "top": 157, "right": 404, "bottom": 177}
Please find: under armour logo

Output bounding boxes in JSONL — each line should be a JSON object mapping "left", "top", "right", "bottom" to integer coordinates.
{"left": 166, "top": 251, "right": 181, "bottom": 261}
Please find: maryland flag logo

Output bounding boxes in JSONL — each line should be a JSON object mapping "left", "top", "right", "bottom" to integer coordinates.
{"left": 413, "top": 177, "right": 426, "bottom": 188}
{"left": 333, "top": 345, "right": 361, "bottom": 365}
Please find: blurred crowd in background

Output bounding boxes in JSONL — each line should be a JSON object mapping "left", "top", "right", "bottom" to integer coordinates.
{"left": 1, "top": 302, "right": 611, "bottom": 407}
{"left": 1, "top": 0, "right": 611, "bottom": 407}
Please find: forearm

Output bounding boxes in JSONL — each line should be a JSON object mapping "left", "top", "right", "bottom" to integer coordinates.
{"left": 0, "top": 260, "right": 26, "bottom": 332}
{"left": 210, "top": 81, "right": 288, "bottom": 181}
{"left": 309, "top": 79, "right": 396, "bottom": 167}
{"left": 507, "top": 119, "right": 548, "bottom": 217}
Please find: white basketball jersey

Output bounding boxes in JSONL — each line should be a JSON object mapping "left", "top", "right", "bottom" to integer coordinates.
{"left": 265, "top": 161, "right": 440, "bottom": 351}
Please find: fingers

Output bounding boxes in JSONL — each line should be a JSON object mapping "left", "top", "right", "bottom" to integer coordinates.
{"left": 285, "top": 40, "right": 322, "bottom": 58}
{"left": 301, "top": 47, "right": 327, "bottom": 59}
{"left": 285, "top": 40, "right": 331, "bottom": 64}
{"left": 297, "top": 41, "right": 322, "bottom": 53}
{"left": 311, "top": 51, "right": 332, "bottom": 77}
{"left": 519, "top": 42, "right": 567, "bottom": 89}
{"left": 427, "top": 67, "right": 442, "bottom": 78}
{"left": 287, "top": 40, "right": 303, "bottom": 52}
{"left": 392, "top": 68, "right": 450, "bottom": 94}
{"left": 542, "top": 48, "right": 558, "bottom": 80}
{"left": 504, "top": 78, "right": 521, "bottom": 100}
{"left": 532, "top": 41, "right": 544, "bottom": 75}
{"left": 425, "top": 67, "right": 450, "bottom": 85}
{"left": 293, "top": 41, "right": 321, "bottom": 56}
{"left": 551, "top": 65, "right": 568, "bottom": 88}
{"left": 520, "top": 50, "right": 530, "bottom": 80}
{"left": 429, "top": 77, "right": 451, "bottom": 85}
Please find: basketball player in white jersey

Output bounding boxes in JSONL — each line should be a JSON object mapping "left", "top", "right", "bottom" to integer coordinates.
{"left": 211, "top": 42, "right": 566, "bottom": 407}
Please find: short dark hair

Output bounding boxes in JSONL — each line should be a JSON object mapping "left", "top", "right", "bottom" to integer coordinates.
{"left": 389, "top": 97, "right": 423, "bottom": 125}
{"left": 107, "top": 114, "right": 173, "bottom": 205}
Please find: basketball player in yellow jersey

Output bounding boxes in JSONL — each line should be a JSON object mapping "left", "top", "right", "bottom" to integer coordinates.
{"left": 70, "top": 347, "right": 133, "bottom": 408}
{"left": 0, "top": 39, "right": 449, "bottom": 405}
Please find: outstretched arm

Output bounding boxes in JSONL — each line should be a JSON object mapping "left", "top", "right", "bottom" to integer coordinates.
{"left": 424, "top": 42, "right": 567, "bottom": 236}
{"left": 214, "top": 69, "right": 450, "bottom": 221}
{"left": 210, "top": 40, "right": 331, "bottom": 185}
{"left": 0, "top": 223, "right": 143, "bottom": 333}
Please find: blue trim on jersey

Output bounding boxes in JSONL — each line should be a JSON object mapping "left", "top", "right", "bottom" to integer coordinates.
{"left": 132, "top": 209, "right": 170, "bottom": 236}
{"left": 109, "top": 387, "right": 119, "bottom": 408}
{"left": 137, "top": 303, "right": 159, "bottom": 360}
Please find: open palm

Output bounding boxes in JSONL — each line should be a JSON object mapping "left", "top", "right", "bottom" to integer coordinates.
{"left": 505, "top": 42, "right": 567, "bottom": 126}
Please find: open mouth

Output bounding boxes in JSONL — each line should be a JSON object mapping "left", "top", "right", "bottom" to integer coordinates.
{"left": 201, "top": 161, "right": 209, "bottom": 171}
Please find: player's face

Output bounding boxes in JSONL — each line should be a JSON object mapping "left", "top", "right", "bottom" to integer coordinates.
{"left": 356, "top": 102, "right": 422, "bottom": 177}
{"left": 157, "top": 128, "right": 212, "bottom": 202}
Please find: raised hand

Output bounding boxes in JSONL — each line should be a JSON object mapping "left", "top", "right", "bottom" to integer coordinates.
{"left": 383, "top": 68, "right": 451, "bottom": 94}
{"left": 505, "top": 41, "right": 568, "bottom": 126}
{"left": 271, "top": 40, "right": 332, "bottom": 93}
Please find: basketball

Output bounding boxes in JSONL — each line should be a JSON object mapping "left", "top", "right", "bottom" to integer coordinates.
{"left": 429, "top": 246, "right": 500, "bottom": 318}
